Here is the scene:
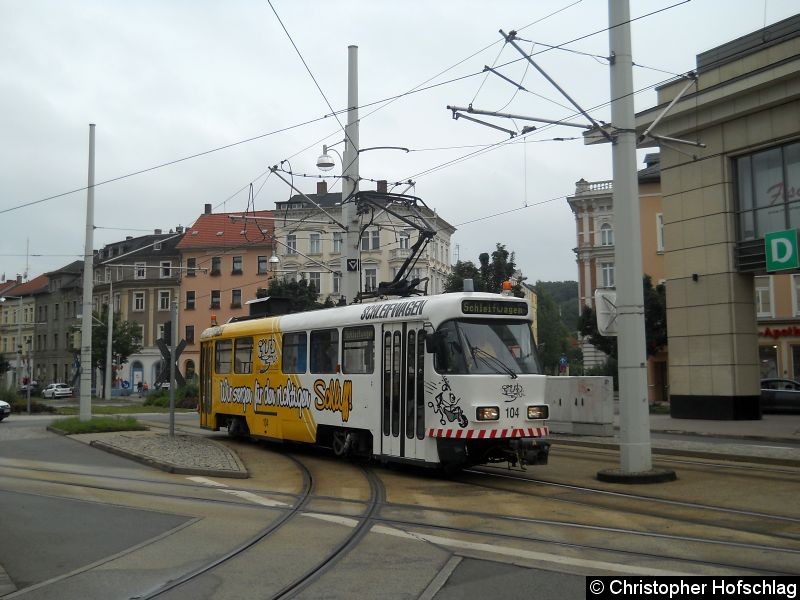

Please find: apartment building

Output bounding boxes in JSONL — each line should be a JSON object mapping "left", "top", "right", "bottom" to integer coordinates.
{"left": 177, "top": 205, "right": 275, "bottom": 379}
{"left": 567, "top": 153, "right": 667, "bottom": 402}
{"left": 272, "top": 181, "right": 455, "bottom": 301}
{"left": 94, "top": 230, "right": 183, "bottom": 390}
{"left": 0, "top": 275, "right": 48, "bottom": 388}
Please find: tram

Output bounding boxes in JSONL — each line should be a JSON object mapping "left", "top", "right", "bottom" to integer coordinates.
{"left": 198, "top": 292, "right": 550, "bottom": 470}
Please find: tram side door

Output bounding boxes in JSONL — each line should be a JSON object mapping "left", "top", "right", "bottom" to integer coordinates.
{"left": 381, "top": 322, "right": 426, "bottom": 460}
{"left": 199, "top": 342, "right": 213, "bottom": 428}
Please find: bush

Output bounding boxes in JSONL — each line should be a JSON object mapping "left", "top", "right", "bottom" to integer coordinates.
{"left": 143, "top": 387, "right": 196, "bottom": 409}
{"left": 11, "top": 398, "right": 57, "bottom": 414}
{"left": 52, "top": 416, "right": 146, "bottom": 434}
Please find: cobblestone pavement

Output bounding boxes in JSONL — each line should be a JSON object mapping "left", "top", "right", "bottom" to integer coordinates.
{"left": 77, "top": 430, "right": 248, "bottom": 478}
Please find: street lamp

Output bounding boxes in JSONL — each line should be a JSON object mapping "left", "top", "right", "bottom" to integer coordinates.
{"left": 0, "top": 295, "right": 23, "bottom": 390}
{"left": 316, "top": 144, "right": 343, "bottom": 172}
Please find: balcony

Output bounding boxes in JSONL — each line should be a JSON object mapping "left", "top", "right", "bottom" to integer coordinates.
{"left": 390, "top": 248, "right": 412, "bottom": 260}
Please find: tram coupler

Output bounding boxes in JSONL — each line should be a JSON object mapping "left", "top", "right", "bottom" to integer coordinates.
{"left": 510, "top": 438, "right": 550, "bottom": 466}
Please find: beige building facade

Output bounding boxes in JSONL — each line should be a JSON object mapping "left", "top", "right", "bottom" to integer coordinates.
{"left": 273, "top": 181, "right": 456, "bottom": 302}
{"left": 632, "top": 14, "right": 800, "bottom": 419}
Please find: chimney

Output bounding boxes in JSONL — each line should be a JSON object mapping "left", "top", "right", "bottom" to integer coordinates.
{"left": 176, "top": 225, "right": 184, "bottom": 234}
{"left": 204, "top": 203, "right": 212, "bottom": 214}
{"left": 154, "top": 228, "right": 162, "bottom": 235}
{"left": 377, "top": 180, "right": 388, "bottom": 193}
{"left": 16, "top": 274, "right": 22, "bottom": 284}
{"left": 317, "top": 181, "right": 327, "bottom": 196}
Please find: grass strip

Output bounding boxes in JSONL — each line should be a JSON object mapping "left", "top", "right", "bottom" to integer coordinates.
{"left": 52, "top": 416, "right": 147, "bottom": 434}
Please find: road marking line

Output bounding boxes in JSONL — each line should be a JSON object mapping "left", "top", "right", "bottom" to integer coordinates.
{"left": 187, "top": 476, "right": 227, "bottom": 487}
{"left": 222, "top": 489, "right": 287, "bottom": 507}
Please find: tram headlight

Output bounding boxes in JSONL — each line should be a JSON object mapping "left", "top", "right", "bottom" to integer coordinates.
{"left": 476, "top": 406, "right": 499, "bottom": 421}
{"left": 527, "top": 405, "right": 549, "bottom": 420}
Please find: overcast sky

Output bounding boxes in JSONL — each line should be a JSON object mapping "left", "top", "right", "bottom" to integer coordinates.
{"left": 2, "top": 0, "right": 798, "bottom": 287}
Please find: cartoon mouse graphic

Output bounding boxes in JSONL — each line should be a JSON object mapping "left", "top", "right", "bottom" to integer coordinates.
{"left": 428, "top": 376, "right": 468, "bottom": 428}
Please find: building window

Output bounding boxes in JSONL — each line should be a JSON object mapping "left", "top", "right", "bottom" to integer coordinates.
{"left": 232, "top": 256, "right": 243, "bottom": 274}
{"left": 133, "top": 291, "right": 145, "bottom": 312}
{"left": 601, "top": 262, "right": 615, "bottom": 288}
{"left": 333, "top": 232, "right": 343, "bottom": 253}
{"left": 361, "top": 229, "right": 380, "bottom": 251}
{"left": 656, "top": 213, "right": 665, "bottom": 253}
{"left": 154, "top": 240, "right": 162, "bottom": 251}
{"left": 736, "top": 141, "right": 800, "bottom": 241}
{"left": 287, "top": 235, "right": 297, "bottom": 255}
{"left": 399, "top": 234, "right": 410, "bottom": 250}
{"left": 160, "top": 261, "right": 172, "bottom": 278}
{"left": 755, "top": 276, "right": 773, "bottom": 318}
{"left": 187, "top": 257, "right": 197, "bottom": 277}
{"left": 308, "top": 272, "right": 321, "bottom": 294}
{"left": 333, "top": 272, "right": 341, "bottom": 295}
{"left": 186, "top": 290, "right": 196, "bottom": 310}
{"left": 114, "top": 293, "right": 120, "bottom": 312}
{"left": 134, "top": 262, "right": 146, "bottom": 279}
{"left": 793, "top": 275, "right": 800, "bottom": 316}
{"left": 210, "top": 290, "right": 221, "bottom": 309}
{"left": 600, "top": 223, "right": 614, "bottom": 246}
{"left": 159, "top": 290, "right": 171, "bottom": 311}
{"left": 211, "top": 256, "right": 221, "bottom": 275}
{"left": 258, "top": 255, "right": 268, "bottom": 274}
{"left": 364, "top": 268, "right": 378, "bottom": 292}
{"left": 231, "top": 289, "right": 242, "bottom": 308}
{"left": 309, "top": 233, "right": 321, "bottom": 254}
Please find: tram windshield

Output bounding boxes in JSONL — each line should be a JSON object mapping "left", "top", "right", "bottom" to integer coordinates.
{"left": 433, "top": 319, "right": 541, "bottom": 376}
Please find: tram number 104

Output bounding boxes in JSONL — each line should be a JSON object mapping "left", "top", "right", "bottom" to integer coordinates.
{"left": 505, "top": 406, "right": 519, "bottom": 419}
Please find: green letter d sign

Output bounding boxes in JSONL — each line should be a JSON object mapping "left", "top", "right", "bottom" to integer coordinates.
{"left": 765, "top": 229, "right": 799, "bottom": 272}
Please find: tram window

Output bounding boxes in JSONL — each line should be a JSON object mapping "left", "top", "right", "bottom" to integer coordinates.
{"left": 282, "top": 332, "right": 307, "bottom": 373}
{"left": 310, "top": 329, "right": 339, "bottom": 374}
{"left": 234, "top": 337, "right": 253, "bottom": 374}
{"left": 215, "top": 339, "right": 232, "bottom": 374}
{"left": 342, "top": 326, "right": 374, "bottom": 374}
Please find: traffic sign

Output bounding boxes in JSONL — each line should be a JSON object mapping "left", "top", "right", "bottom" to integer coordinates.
{"left": 121, "top": 380, "right": 130, "bottom": 389}
{"left": 346, "top": 258, "right": 360, "bottom": 272}
{"left": 765, "top": 229, "right": 799, "bottom": 272}
{"left": 559, "top": 355, "right": 568, "bottom": 366}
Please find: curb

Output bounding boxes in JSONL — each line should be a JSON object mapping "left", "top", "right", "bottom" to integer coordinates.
{"left": 88, "top": 439, "right": 249, "bottom": 479}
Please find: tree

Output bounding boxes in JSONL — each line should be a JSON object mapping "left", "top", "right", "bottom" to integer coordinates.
{"left": 535, "top": 282, "right": 582, "bottom": 374}
{"left": 90, "top": 306, "right": 143, "bottom": 395}
{"left": 536, "top": 281, "right": 579, "bottom": 331}
{"left": 265, "top": 277, "right": 333, "bottom": 312}
{"left": 578, "top": 275, "right": 668, "bottom": 361}
{"left": 445, "top": 243, "right": 524, "bottom": 296}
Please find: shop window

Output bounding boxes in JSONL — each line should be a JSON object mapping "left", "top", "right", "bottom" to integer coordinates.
{"left": 759, "top": 344, "right": 778, "bottom": 379}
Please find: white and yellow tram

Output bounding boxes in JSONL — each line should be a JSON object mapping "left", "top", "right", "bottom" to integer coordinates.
{"left": 199, "top": 292, "right": 550, "bottom": 470}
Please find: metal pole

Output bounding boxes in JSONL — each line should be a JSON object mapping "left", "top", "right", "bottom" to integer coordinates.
{"left": 15, "top": 296, "right": 22, "bottom": 390}
{"left": 104, "top": 271, "right": 113, "bottom": 401}
{"left": 605, "top": 0, "right": 657, "bottom": 477}
{"left": 341, "top": 45, "right": 360, "bottom": 304}
{"left": 169, "top": 295, "right": 177, "bottom": 437}
{"left": 26, "top": 342, "right": 31, "bottom": 415}
{"left": 80, "top": 123, "right": 95, "bottom": 422}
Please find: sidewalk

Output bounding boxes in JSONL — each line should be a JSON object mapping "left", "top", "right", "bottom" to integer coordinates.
{"left": 551, "top": 412, "right": 800, "bottom": 467}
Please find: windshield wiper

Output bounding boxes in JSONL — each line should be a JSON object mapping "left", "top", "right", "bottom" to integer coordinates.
{"left": 470, "top": 345, "right": 518, "bottom": 379}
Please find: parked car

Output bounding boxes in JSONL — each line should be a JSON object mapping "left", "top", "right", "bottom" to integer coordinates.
{"left": 760, "top": 378, "right": 800, "bottom": 413}
{"left": 42, "top": 383, "right": 73, "bottom": 399}
{"left": 0, "top": 399, "right": 10, "bottom": 421}
{"left": 18, "top": 382, "right": 40, "bottom": 395}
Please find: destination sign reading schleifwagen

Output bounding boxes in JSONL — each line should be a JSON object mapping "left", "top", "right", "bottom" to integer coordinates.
{"left": 461, "top": 299, "right": 528, "bottom": 316}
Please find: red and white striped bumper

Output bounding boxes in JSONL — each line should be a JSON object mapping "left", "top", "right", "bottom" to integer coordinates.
{"left": 427, "top": 426, "right": 549, "bottom": 439}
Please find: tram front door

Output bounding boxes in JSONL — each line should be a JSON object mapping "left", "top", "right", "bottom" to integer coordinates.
{"left": 380, "top": 322, "right": 426, "bottom": 461}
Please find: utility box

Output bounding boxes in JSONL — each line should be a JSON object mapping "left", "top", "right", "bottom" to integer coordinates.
{"left": 545, "top": 376, "right": 614, "bottom": 436}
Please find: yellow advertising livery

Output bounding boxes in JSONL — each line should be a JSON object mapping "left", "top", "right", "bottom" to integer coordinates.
{"left": 199, "top": 291, "right": 550, "bottom": 471}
